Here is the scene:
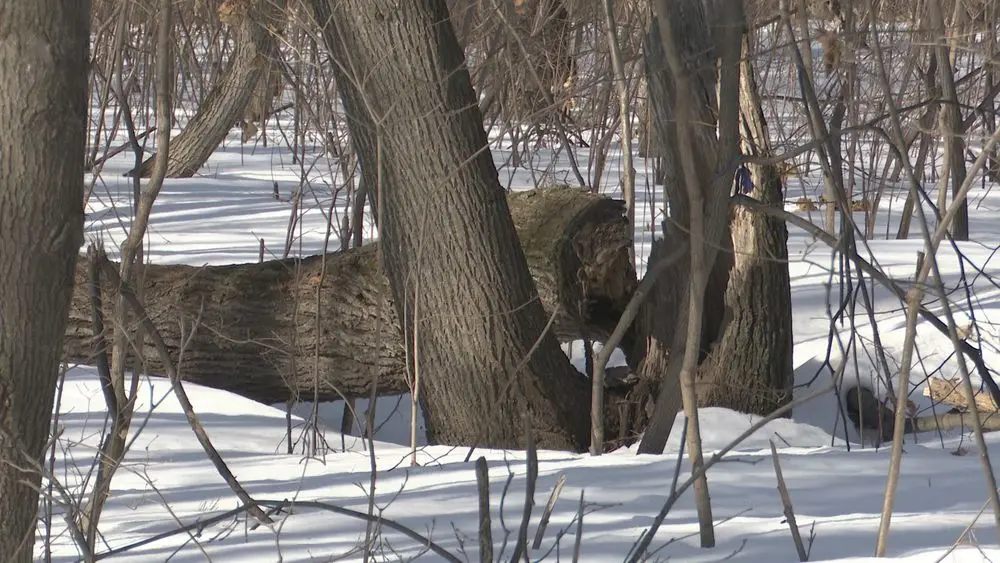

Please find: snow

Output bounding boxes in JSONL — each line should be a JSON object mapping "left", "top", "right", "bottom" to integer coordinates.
{"left": 43, "top": 104, "right": 1000, "bottom": 560}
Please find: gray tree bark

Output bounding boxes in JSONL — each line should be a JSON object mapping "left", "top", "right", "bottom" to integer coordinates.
{"left": 927, "top": 0, "right": 970, "bottom": 240}
{"left": 629, "top": 4, "right": 792, "bottom": 452}
{"left": 309, "top": 0, "right": 604, "bottom": 450}
{"left": 134, "top": 0, "right": 284, "bottom": 178}
{"left": 0, "top": 3, "right": 89, "bottom": 560}
{"left": 695, "top": 39, "right": 794, "bottom": 415}
{"left": 634, "top": 1, "right": 744, "bottom": 454}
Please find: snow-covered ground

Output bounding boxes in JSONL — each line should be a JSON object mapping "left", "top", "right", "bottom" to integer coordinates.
{"left": 45, "top": 114, "right": 1000, "bottom": 562}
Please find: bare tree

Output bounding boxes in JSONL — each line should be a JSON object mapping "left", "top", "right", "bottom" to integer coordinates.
{"left": 308, "top": 0, "right": 613, "bottom": 450}
{"left": 695, "top": 34, "right": 794, "bottom": 417}
{"left": 632, "top": 0, "right": 748, "bottom": 546}
{"left": 0, "top": 2, "right": 90, "bottom": 561}
{"left": 80, "top": 0, "right": 174, "bottom": 543}
{"left": 134, "top": 0, "right": 285, "bottom": 178}
{"left": 633, "top": 1, "right": 792, "bottom": 446}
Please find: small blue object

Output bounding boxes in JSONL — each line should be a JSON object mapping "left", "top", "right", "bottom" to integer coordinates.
{"left": 735, "top": 165, "right": 753, "bottom": 194}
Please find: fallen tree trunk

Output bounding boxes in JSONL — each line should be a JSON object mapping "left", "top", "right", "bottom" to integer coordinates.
{"left": 847, "top": 383, "right": 1000, "bottom": 444}
{"left": 64, "top": 187, "right": 636, "bottom": 405}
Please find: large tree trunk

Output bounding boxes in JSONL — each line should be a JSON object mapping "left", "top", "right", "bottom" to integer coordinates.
{"left": 64, "top": 189, "right": 636, "bottom": 407}
{"left": 309, "top": 0, "right": 601, "bottom": 451}
{"left": 695, "top": 40, "right": 794, "bottom": 414}
{"left": 0, "top": 3, "right": 89, "bottom": 561}
{"left": 633, "top": 3, "right": 744, "bottom": 454}
{"left": 133, "top": 0, "right": 284, "bottom": 178}
{"left": 631, "top": 3, "right": 746, "bottom": 548}
{"left": 631, "top": 4, "right": 791, "bottom": 449}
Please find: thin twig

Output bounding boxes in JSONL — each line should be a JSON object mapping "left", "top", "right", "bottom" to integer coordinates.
{"left": 572, "top": 491, "right": 585, "bottom": 563}
{"left": 627, "top": 380, "right": 838, "bottom": 563}
{"left": 532, "top": 473, "right": 567, "bottom": 549}
{"left": 511, "top": 417, "right": 538, "bottom": 562}
{"left": 769, "top": 440, "right": 808, "bottom": 561}
{"left": 98, "top": 256, "right": 273, "bottom": 526}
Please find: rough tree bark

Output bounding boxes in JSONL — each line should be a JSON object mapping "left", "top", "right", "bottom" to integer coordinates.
{"left": 695, "top": 38, "right": 794, "bottom": 415}
{"left": 628, "top": 4, "right": 792, "bottom": 450}
{"left": 309, "top": 0, "right": 603, "bottom": 450}
{"left": 633, "top": 2, "right": 744, "bottom": 454}
{"left": 64, "top": 189, "right": 636, "bottom": 406}
{"left": 0, "top": 3, "right": 89, "bottom": 561}
{"left": 927, "top": 0, "right": 970, "bottom": 240}
{"left": 632, "top": 1, "right": 746, "bottom": 547}
{"left": 133, "top": 0, "right": 285, "bottom": 178}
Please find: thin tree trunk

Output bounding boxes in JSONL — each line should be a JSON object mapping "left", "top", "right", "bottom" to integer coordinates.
{"left": 81, "top": 2, "right": 175, "bottom": 542}
{"left": 309, "top": 0, "right": 605, "bottom": 450}
{"left": 305, "top": 1, "right": 382, "bottom": 216}
{"left": 603, "top": 0, "right": 636, "bottom": 268}
{"left": 928, "top": 0, "right": 970, "bottom": 240}
{"left": 0, "top": 3, "right": 89, "bottom": 560}
{"left": 894, "top": 45, "right": 939, "bottom": 240}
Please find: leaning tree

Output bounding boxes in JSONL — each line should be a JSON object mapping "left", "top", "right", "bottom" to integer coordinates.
{"left": 306, "top": 0, "right": 627, "bottom": 450}
{"left": 300, "top": 0, "right": 794, "bottom": 453}
{"left": 134, "top": 0, "right": 286, "bottom": 178}
{"left": 0, "top": 2, "right": 90, "bottom": 561}
{"left": 61, "top": 0, "right": 796, "bottom": 459}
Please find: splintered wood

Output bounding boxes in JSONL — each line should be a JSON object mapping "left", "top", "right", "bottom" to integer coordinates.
{"left": 924, "top": 377, "right": 1000, "bottom": 414}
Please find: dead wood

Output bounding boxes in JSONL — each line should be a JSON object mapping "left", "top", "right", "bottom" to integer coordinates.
{"left": 846, "top": 383, "right": 1000, "bottom": 444}
{"left": 64, "top": 187, "right": 636, "bottom": 405}
{"left": 925, "top": 376, "right": 1000, "bottom": 413}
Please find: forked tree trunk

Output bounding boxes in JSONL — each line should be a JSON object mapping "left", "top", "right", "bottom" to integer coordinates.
{"left": 633, "top": 4, "right": 743, "bottom": 454}
{"left": 309, "top": 0, "right": 602, "bottom": 450}
{"left": 695, "top": 40, "right": 794, "bottom": 414}
{"left": 0, "top": 3, "right": 89, "bottom": 561}
{"left": 633, "top": 2, "right": 746, "bottom": 548}
{"left": 63, "top": 189, "right": 636, "bottom": 408}
{"left": 632, "top": 3, "right": 790, "bottom": 448}
{"left": 134, "top": 0, "right": 284, "bottom": 178}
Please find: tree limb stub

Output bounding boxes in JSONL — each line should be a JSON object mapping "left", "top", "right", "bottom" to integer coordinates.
{"left": 64, "top": 188, "right": 636, "bottom": 405}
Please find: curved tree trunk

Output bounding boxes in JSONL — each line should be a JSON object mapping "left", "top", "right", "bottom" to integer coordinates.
{"left": 134, "top": 0, "right": 284, "bottom": 178}
{"left": 309, "top": 0, "right": 605, "bottom": 451}
{"left": 63, "top": 189, "right": 636, "bottom": 408}
{"left": 0, "top": 3, "right": 89, "bottom": 561}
